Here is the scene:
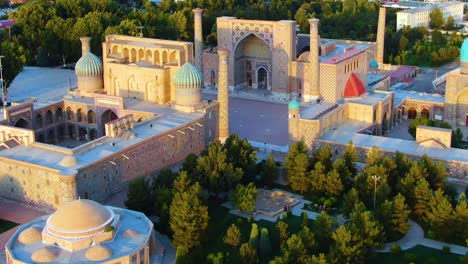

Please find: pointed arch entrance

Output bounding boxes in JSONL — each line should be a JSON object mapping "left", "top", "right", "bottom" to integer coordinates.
{"left": 257, "top": 67, "right": 268, "bottom": 90}
{"left": 234, "top": 33, "right": 271, "bottom": 90}
{"left": 101, "top": 109, "right": 118, "bottom": 135}
{"left": 14, "top": 118, "right": 30, "bottom": 129}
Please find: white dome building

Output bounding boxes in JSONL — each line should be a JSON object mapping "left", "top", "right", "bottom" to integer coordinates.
{"left": 5, "top": 199, "right": 156, "bottom": 264}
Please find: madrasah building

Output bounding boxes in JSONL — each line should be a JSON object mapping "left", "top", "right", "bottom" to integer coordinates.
{"left": 0, "top": 10, "right": 231, "bottom": 210}
{"left": 201, "top": 8, "right": 467, "bottom": 177}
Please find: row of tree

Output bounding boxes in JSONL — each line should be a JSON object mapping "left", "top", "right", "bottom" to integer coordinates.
{"left": 285, "top": 140, "right": 467, "bottom": 245}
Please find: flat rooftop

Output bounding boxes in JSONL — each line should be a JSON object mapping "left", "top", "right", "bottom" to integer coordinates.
{"left": 0, "top": 103, "right": 204, "bottom": 175}
{"left": 321, "top": 121, "right": 468, "bottom": 163}
{"left": 300, "top": 102, "right": 337, "bottom": 120}
{"left": 321, "top": 43, "right": 369, "bottom": 64}
{"left": 392, "top": 90, "right": 444, "bottom": 107}
{"left": 344, "top": 92, "right": 389, "bottom": 106}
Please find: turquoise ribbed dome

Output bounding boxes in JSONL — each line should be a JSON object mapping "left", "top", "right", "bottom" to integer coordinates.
{"left": 461, "top": 39, "right": 468, "bottom": 62}
{"left": 288, "top": 100, "right": 300, "bottom": 109}
{"left": 75, "top": 53, "right": 103, "bottom": 77}
{"left": 173, "top": 62, "right": 203, "bottom": 87}
{"left": 369, "top": 60, "right": 378, "bottom": 68}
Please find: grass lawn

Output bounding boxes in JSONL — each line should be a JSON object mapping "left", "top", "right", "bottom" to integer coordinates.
{"left": 196, "top": 199, "right": 307, "bottom": 263}
{"left": 0, "top": 218, "right": 18, "bottom": 234}
{"left": 368, "top": 245, "right": 462, "bottom": 264}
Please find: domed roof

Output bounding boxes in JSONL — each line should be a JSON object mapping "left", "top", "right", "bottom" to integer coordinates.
{"left": 173, "top": 62, "right": 203, "bottom": 87}
{"left": 59, "top": 155, "right": 77, "bottom": 167}
{"left": 369, "top": 60, "right": 378, "bottom": 68}
{"left": 18, "top": 226, "right": 42, "bottom": 244}
{"left": 288, "top": 100, "right": 300, "bottom": 109}
{"left": 123, "top": 229, "right": 140, "bottom": 238}
{"left": 86, "top": 245, "right": 112, "bottom": 261}
{"left": 48, "top": 199, "right": 113, "bottom": 234}
{"left": 344, "top": 73, "right": 367, "bottom": 98}
{"left": 461, "top": 39, "right": 468, "bottom": 62}
{"left": 75, "top": 53, "right": 103, "bottom": 77}
{"left": 31, "top": 247, "right": 57, "bottom": 263}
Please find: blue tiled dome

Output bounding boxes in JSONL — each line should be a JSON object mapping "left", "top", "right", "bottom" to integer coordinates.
{"left": 75, "top": 53, "right": 102, "bottom": 77}
{"left": 173, "top": 62, "right": 203, "bottom": 87}
{"left": 369, "top": 60, "right": 378, "bottom": 68}
{"left": 288, "top": 100, "right": 300, "bottom": 109}
{"left": 461, "top": 39, "right": 468, "bottom": 62}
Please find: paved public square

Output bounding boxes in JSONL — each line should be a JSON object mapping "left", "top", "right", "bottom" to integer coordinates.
{"left": 204, "top": 93, "right": 289, "bottom": 146}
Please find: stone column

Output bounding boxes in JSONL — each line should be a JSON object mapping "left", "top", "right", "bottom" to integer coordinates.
{"left": 193, "top": 8, "right": 204, "bottom": 72}
{"left": 376, "top": 7, "right": 386, "bottom": 66}
{"left": 218, "top": 49, "right": 230, "bottom": 141}
{"left": 308, "top": 18, "right": 320, "bottom": 101}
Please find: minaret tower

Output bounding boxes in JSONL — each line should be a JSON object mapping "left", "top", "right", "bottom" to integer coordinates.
{"left": 193, "top": 8, "right": 204, "bottom": 72}
{"left": 218, "top": 49, "right": 230, "bottom": 141}
{"left": 376, "top": 7, "right": 386, "bottom": 66}
{"left": 308, "top": 18, "right": 320, "bottom": 102}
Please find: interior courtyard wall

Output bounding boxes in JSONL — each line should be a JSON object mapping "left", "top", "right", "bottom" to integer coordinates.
{"left": 203, "top": 50, "right": 220, "bottom": 88}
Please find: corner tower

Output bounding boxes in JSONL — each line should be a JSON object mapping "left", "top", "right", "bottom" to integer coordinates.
{"left": 218, "top": 49, "right": 230, "bottom": 141}
{"left": 288, "top": 99, "right": 300, "bottom": 143}
{"left": 308, "top": 18, "right": 320, "bottom": 102}
{"left": 376, "top": 7, "right": 386, "bottom": 66}
{"left": 75, "top": 37, "right": 103, "bottom": 96}
{"left": 193, "top": 8, "right": 204, "bottom": 73}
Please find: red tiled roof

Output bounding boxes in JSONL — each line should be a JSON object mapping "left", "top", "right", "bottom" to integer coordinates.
{"left": 344, "top": 73, "right": 367, "bottom": 98}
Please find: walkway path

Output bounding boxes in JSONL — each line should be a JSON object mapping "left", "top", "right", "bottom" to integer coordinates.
{"left": 376, "top": 220, "right": 468, "bottom": 255}
{"left": 0, "top": 198, "right": 45, "bottom": 249}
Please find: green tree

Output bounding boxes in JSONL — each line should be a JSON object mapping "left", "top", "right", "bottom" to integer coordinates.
{"left": 262, "top": 153, "right": 279, "bottom": 186}
{"left": 324, "top": 169, "right": 344, "bottom": 196}
{"left": 391, "top": 193, "right": 410, "bottom": 238}
{"left": 248, "top": 223, "right": 259, "bottom": 249}
{"left": 224, "top": 134, "right": 257, "bottom": 181}
{"left": 125, "top": 177, "right": 152, "bottom": 215}
{"left": 413, "top": 179, "right": 432, "bottom": 220}
{"left": 196, "top": 140, "right": 243, "bottom": 195}
{"left": 259, "top": 228, "right": 272, "bottom": 258}
{"left": 169, "top": 174, "right": 209, "bottom": 250}
{"left": 224, "top": 224, "right": 242, "bottom": 247}
{"left": 329, "top": 226, "right": 360, "bottom": 263}
{"left": 181, "top": 153, "right": 198, "bottom": 177}
{"left": 301, "top": 211, "right": 309, "bottom": 228}
{"left": 239, "top": 243, "right": 259, "bottom": 264}
{"left": 424, "top": 189, "right": 454, "bottom": 241}
{"left": 298, "top": 225, "right": 316, "bottom": 253}
{"left": 314, "top": 211, "right": 334, "bottom": 252}
{"left": 0, "top": 41, "right": 27, "bottom": 90}
{"left": 365, "top": 146, "right": 383, "bottom": 166}
{"left": 332, "top": 158, "right": 352, "bottom": 189}
{"left": 445, "top": 15, "right": 455, "bottom": 30}
{"left": 168, "top": 11, "right": 189, "bottom": 40}
{"left": 285, "top": 140, "right": 310, "bottom": 193}
{"left": 453, "top": 195, "right": 468, "bottom": 244}
{"left": 311, "top": 144, "right": 333, "bottom": 171}
{"left": 206, "top": 252, "right": 226, "bottom": 264}
{"left": 286, "top": 152, "right": 310, "bottom": 193}
{"left": 430, "top": 8, "right": 445, "bottom": 29}
{"left": 375, "top": 199, "right": 394, "bottom": 242}
{"left": 342, "top": 188, "right": 362, "bottom": 217}
{"left": 153, "top": 168, "right": 177, "bottom": 188}
{"left": 281, "top": 234, "right": 309, "bottom": 264}
{"left": 342, "top": 141, "right": 359, "bottom": 175}
{"left": 231, "top": 183, "right": 258, "bottom": 212}
{"left": 276, "top": 221, "right": 289, "bottom": 248}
